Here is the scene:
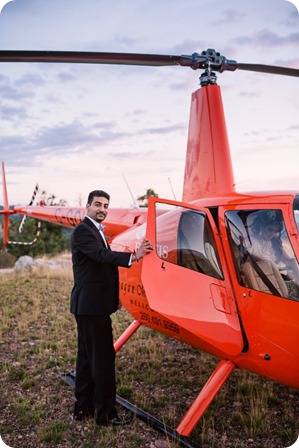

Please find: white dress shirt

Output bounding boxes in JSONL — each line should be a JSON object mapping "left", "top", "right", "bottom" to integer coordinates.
{"left": 86, "top": 215, "right": 108, "bottom": 248}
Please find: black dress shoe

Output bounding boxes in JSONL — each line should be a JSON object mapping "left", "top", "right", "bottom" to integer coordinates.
{"left": 109, "top": 414, "right": 133, "bottom": 426}
{"left": 96, "top": 414, "right": 133, "bottom": 427}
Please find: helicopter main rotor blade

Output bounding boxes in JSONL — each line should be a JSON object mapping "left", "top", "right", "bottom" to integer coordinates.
{"left": 0, "top": 50, "right": 200, "bottom": 67}
{"left": 237, "top": 62, "right": 299, "bottom": 77}
{"left": 0, "top": 49, "right": 298, "bottom": 78}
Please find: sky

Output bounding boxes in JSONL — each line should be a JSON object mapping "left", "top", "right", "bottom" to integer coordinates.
{"left": 0, "top": 0, "right": 298, "bottom": 208}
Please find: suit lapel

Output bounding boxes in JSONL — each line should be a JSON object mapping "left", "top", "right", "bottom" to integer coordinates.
{"left": 83, "top": 217, "right": 109, "bottom": 249}
{"left": 99, "top": 229, "right": 109, "bottom": 249}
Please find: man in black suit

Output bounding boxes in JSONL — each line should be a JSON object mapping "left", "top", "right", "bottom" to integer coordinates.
{"left": 70, "top": 189, "right": 153, "bottom": 426}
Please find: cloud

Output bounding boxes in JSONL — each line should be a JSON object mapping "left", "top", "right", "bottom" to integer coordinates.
{"left": 167, "top": 39, "right": 208, "bottom": 55}
{"left": 0, "top": 69, "right": 187, "bottom": 170}
{"left": 32, "top": 121, "right": 130, "bottom": 152}
{"left": 274, "top": 57, "right": 299, "bottom": 67}
{"left": 14, "top": 72, "right": 45, "bottom": 87}
{"left": 239, "top": 90, "right": 261, "bottom": 98}
{"left": 0, "top": 74, "right": 8, "bottom": 82}
{"left": 132, "top": 108, "right": 147, "bottom": 116}
{"left": 0, "top": 120, "right": 132, "bottom": 166}
{"left": 142, "top": 123, "right": 186, "bottom": 135}
{"left": 0, "top": 135, "right": 30, "bottom": 165}
{"left": 0, "top": 70, "right": 45, "bottom": 106}
{"left": 232, "top": 29, "right": 299, "bottom": 46}
{"left": 109, "top": 150, "right": 153, "bottom": 159}
{"left": 57, "top": 71, "right": 77, "bottom": 82}
{"left": 212, "top": 9, "right": 245, "bottom": 25}
{"left": 0, "top": 82, "right": 33, "bottom": 100}
{"left": 287, "top": 124, "right": 299, "bottom": 131}
{"left": 0, "top": 102, "right": 27, "bottom": 120}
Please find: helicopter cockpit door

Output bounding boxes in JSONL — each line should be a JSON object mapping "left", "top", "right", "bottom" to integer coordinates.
{"left": 142, "top": 198, "right": 244, "bottom": 357}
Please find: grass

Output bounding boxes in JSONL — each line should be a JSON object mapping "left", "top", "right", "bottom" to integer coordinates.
{"left": 0, "top": 264, "right": 298, "bottom": 448}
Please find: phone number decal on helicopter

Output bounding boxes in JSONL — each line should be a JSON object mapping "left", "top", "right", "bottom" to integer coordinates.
{"left": 140, "top": 311, "right": 180, "bottom": 335}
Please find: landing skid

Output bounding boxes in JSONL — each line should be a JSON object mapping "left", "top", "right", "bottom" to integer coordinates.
{"left": 61, "top": 371, "right": 201, "bottom": 448}
{"left": 116, "top": 395, "right": 201, "bottom": 448}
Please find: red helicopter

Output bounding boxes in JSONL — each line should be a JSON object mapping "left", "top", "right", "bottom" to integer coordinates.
{"left": 0, "top": 49, "right": 299, "bottom": 443}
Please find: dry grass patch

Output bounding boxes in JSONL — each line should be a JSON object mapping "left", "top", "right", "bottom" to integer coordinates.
{"left": 0, "top": 265, "right": 298, "bottom": 448}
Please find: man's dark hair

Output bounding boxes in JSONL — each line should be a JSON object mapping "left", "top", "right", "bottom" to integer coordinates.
{"left": 87, "top": 190, "right": 110, "bottom": 204}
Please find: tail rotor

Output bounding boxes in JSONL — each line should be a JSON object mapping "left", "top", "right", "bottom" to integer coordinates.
{"left": 1, "top": 162, "right": 42, "bottom": 251}
{"left": 0, "top": 162, "right": 14, "bottom": 251}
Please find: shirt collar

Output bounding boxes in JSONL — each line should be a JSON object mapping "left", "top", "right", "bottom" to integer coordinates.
{"left": 86, "top": 215, "right": 105, "bottom": 232}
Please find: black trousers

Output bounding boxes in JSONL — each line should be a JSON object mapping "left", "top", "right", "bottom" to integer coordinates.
{"left": 74, "top": 315, "right": 117, "bottom": 420}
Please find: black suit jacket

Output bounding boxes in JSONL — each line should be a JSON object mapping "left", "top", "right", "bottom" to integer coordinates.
{"left": 70, "top": 217, "right": 131, "bottom": 316}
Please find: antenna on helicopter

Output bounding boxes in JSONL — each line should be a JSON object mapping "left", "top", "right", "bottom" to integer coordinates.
{"left": 168, "top": 177, "right": 177, "bottom": 201}
{"left": 122, "top": 174, "right": 139, "bottom": 208}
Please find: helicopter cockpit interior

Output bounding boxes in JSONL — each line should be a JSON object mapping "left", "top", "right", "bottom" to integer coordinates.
{"left": 226, "top": 208, "right": 299, "bottom": 301}
{"left": 155, "top": 205, "right": 223, "bottom": 280}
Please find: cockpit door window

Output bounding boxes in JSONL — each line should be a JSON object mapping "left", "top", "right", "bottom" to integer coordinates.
{"left": 225, "top": 209, "right": 299, "bottom": 301}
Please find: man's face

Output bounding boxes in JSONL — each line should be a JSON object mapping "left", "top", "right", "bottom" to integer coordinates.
{"left": 86, "top": 196, "right": 109, "bottom": 223}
